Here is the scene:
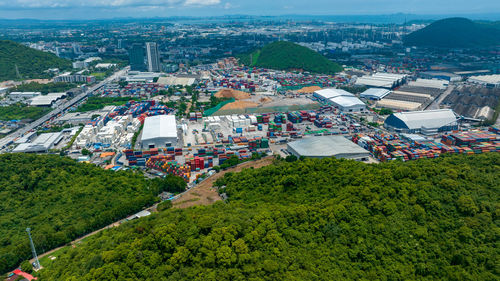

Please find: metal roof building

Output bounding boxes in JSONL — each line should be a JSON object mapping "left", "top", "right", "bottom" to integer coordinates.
{"left": 287, "top": 136, "right": 370, "bottom": 161}
{"left": 12, "top": 132, "right": 63, "bottom": 153}
{"left": 313, "top": 88, "right": 366, "bottom": 112}
{"left": 467, "top": 74, "right": 500, "bottom": 88}
{"left": 360, "top": 88, "right": 391, "bottom": 100}
{"left": 355, "top": 73, "right": 407, "bottom": 89}
{"left": 384, "top": 109, "right": 458, "bottom": 135}
{"left": 141, "top": 115, "right": 178, "bottom": 149}
{"left": 29, "top": 93, "right": 67, "bottom": 107}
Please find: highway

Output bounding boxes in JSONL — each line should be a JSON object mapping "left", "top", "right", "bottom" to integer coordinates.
{"left": 0, "top": 67, "right": 128, "bottom": 151}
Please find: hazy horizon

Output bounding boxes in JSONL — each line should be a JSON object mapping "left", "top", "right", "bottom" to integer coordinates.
{"left": 0, "top": 0, "right": 499, "bottom": 20}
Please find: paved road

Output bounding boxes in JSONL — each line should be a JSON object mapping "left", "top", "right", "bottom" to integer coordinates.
{"left": 426, "top": 84, "right": 455, "bottom": 110}
{"left": 0, "top": 67, "right": 128, "bottom": 151}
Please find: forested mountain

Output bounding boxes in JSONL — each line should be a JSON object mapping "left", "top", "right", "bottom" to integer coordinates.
{"left": 404, "top": 18, "right": 500, "bottom": 48}
{"left": 0, "top": 154, "right": 185, "bottom": 274}
{"left": 37, "top": 154, "right": 499, "bottom": 280}
{"left": 238, "top": 41, "right": 343, "bottom": 74}
{"left": 0, "top": 40, "right": 71, "bottom": 81}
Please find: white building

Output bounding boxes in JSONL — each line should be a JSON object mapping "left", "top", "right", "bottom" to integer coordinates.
{"left": 30, "top": 93, "right": 67, "bottom": 107}
{"left": 384, "top": 109, "right": 458, "bottom": 135}
{"left": 360, "top": 88, "right": 391, "bottom": 100}
{"left": 9, "top": 92, "right": 42, "bottom": 101}
{"left": 355, "top": 73, "right": 407, "bottom": 89}
{"left": 13, "top": 132, "right": 64, "bottom": 153}
{"left": 468, "top": 75, "right": 500, "bottom": 88}
{"left": 314, "top": 88, "right": 366, "bottom": 112}
{"left": 141, "top": 115, "right": 178, "bottom": 149}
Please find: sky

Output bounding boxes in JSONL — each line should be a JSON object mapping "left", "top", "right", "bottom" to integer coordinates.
{"left": 0, "top": 0, "right": 499, "bottom": 20}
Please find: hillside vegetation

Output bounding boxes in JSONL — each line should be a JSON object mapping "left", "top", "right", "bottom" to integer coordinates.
{"left": 0, "top": 40, "right": 71, "bottom": 81}
{"left": 238, "top": 41, "right": 342, "bottom": 74}
{"left": 37, "top": 154, "right": 499, "bottom": 280}
{"left": 0, "top": 154, "right": 185, "bottom": 274}
{"left": 404, "top": 18, "right": 500, "bottom": 48}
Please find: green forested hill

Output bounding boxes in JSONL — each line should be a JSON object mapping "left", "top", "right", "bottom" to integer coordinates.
{"left": 0, "top": 154, "right": 183, "bottom": 274}
{"left": 0, "top": 40, "right": 71, "bottom": 81}
{"left": 238, "top": 41, "right": 343, "bottom": 74}
{"left": 404, "top": 18, "right": 500, "bottom": 48}
{"left": 37, "top": 154, "right": 499, "bottom": 280}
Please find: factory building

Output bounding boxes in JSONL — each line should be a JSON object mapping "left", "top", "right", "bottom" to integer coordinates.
{"left": 30, "top": 93, "right": 67, "bottom": 107}
{"left": 384, "top": 109, "right": 458, "bottom": 135}
{"left": 9, "top": 92, "right": 41, "bottom": 101}
{"left": 355, "top": 73, "right": 407, "bottom": 89}
{"left": 360, "top": 88, "right": 391, "bottom": 100}
{"left": 467, "top": 74, "right": 500, "bottom": 88}
{"left": 313, "top": 88, "right": 366, "bottom": 112}
{"left": 141, "top": 115, "right": 178, "bottom": 149}
{"left": 419, "top": 71, "right": 461, "bottom": 82}
{"left": 13, "top": 132, "right": 63, "bottom": 153}
{"left": 287, "top": 136, "right": 370, "bottom": 161}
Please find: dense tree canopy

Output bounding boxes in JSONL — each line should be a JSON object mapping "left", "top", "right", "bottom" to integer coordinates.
{"left": 37, "top": 154, "right": 499, "bottom": 280}
{"left": 0, "top": 154, "right": 182, "bottom": 273}
{"left": 404, "top": 18, "right": 500, "bottom": 48}
{"left": 0, "top": 40, "right": 71, "bottom": 81}
{"left": 238, "top": 41, "right": 343, "bottom": 74}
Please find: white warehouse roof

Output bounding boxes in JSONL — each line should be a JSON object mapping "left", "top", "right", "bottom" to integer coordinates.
{"left": 385, "top": 109, "right": 458, "bottom": 130}
{"left": 287, "top": 136, "right": 370, "bottom": 159}
{"left": 141, "top": 115, "right": 177, "bottom": 141}
{"left": 360, "top": 88, "right": 391, "bottom": 100}
{"left": 330, "top": 96, "right": 365, "bottom": 107}
{"left": 314, "top": 88, "right": 354, "bottom": 100}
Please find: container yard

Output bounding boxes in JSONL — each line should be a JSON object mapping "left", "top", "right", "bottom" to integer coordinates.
{"left": 352, "top": 129, "right": 500, "bottom": 162}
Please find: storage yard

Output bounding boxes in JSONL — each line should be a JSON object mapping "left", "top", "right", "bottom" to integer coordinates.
{"left": 3, "top": 65, "right": 500, "bottom": 186}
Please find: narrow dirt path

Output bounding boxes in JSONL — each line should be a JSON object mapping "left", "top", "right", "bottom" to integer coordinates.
{"left": 172, "top": 156, "right": 275, "bottom": 209}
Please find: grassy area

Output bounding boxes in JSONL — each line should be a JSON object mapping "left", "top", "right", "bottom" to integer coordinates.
{"left": 0, "top": 104, "right": 50, "bottom": 121}
{"left": 76, "top": 97, "right": 140, "bottom": 112}
{"left": 38, "top": 246, "right": 69, "bottom": 269}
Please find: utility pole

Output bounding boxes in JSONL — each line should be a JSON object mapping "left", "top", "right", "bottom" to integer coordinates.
{"left": 26, "top": 228, "right": 41, "bottom": 270}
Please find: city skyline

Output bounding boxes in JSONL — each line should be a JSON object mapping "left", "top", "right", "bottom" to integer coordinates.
{"left": 0, "top": 0, "right": 499, "bottom": 20}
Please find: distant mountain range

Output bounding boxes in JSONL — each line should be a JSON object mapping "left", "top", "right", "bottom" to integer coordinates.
{"left": 0, "top": 40, "right": 71, "bottom": 81}
{"left": 404, "top": 17, "right": 500, "bottom": 48}
{"left": 238, "top": 41, "right": 343, "bottom": 74}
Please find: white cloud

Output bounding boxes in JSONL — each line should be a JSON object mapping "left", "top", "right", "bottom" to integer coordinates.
{"left": 184, "top": 0, "right": 221, "bottom": 6}
{"left": 1, "top": 0, "right": 221, "bottom": 8}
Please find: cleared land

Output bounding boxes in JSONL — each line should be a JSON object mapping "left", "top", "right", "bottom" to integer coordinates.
{"left": 172, "top": 156, "right": 275, "bottom": 209}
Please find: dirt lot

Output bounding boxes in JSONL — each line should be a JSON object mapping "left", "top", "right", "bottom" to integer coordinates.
{"left": 172, "top": 156, "right": 275, "bottom": 209}
{"left": 220, "top": 100, "right": 259, "bottom": 110}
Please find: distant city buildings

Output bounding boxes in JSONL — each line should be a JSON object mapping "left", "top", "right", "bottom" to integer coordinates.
{"left": 146, "top": 42, "right": 161, "bottom": 72}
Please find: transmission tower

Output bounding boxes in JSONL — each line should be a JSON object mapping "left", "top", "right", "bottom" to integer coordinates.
{"left": 26, "top": 228, "right": 41, "bottom": 270}
{"left": 15, "top": 64, "right": 21, "bottom": 79}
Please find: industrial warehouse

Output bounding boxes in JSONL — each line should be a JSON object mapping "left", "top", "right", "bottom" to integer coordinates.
{"left": 287, "top": 135, "right": 371, "bottom": 161}
{"left": 384, "top": 109, "right": 459, "bottom": 135}
{"left": 141, "top": 115, "right": 178, "bottom": 149}
{"left": 313, "top": 88, "right": 366, "bottom": 112}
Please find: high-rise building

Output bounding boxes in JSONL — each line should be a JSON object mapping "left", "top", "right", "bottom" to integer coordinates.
{"left": 130, "top": 43, "right": 145, "bottom": 71}
{"left": 72, "top": 43, "right": 81, "bottom": 55}
{"left": 146, "top": 42, "right": 161, "bottom": 72}
{"left": 117, "top": 39, "right": 123, "bottom": 49}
